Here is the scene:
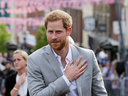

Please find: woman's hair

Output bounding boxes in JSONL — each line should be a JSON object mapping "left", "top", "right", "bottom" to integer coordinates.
{"left": 13, "top": 50, "right": 28, "bottom": 61}
{"left": 44, "top": 9, "right": 72, "bottom": 31}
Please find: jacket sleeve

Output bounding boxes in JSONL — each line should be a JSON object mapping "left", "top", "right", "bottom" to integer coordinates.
{"left": 27, "top": 56, "right": 69, "bottom": 96}
{"left": 91, "top": 50, "right": 108, "bottom": 96}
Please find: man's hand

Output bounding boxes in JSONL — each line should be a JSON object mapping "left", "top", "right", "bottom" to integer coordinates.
{"left": 65, "top": 56, "right": 88, "bottom": 82}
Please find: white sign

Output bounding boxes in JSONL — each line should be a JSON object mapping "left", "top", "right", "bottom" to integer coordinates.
{"left": 26, "top": 34, "right": 36, "bottom": 46}
{"left": 18, "top": 32, "right": 36, "bottom": 46}
{"left": 113, "top": 21, "right": 125, "bottom": 35}
{"left": 84, "top": 17, "right": 96, "bottom": 31}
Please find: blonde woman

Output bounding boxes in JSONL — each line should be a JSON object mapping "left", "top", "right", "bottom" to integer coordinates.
{"left": 5, "top": 50, "right": 29, "bottom": 96}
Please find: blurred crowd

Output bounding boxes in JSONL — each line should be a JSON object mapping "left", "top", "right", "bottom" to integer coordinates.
{"left": 95, "top": 46, "right": 119, "bottom": 79}
{"left": 0, "top": 45, "right": 127, "bottom": 96}
{"left": 95, "top": 45, "right": 127, "bottom": 96}
{"left": 0, "top": 52, "right": 16, "bottom": 95}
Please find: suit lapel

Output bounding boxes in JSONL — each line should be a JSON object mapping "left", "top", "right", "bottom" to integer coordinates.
{"left": 45, "top": 45, "right": 63, "bottom": 78}
{"left": 70, "top": 45, "right": 82, "bottom": 96}
{"left": 45, "top": 44, "right": 83, "bottom": 96}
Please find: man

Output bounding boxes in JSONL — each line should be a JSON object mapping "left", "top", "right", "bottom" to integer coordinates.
{"left": 27, "top": 10, "right": 107, "bottom": 96}
{"left": 1, "top": 61, "right": 16, "bottom": 95}
{"left": 5, "top": 61, "right": 16, "bottom": 78}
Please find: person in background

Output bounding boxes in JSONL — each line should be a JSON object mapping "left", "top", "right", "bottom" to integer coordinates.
{"left": 0, "top": 52, "right": 3, "bottom": 63}
{"left": 4, "top": 61, "right": 16, "bottom": 78}
{"left": 1, "top": 61, "right": 16, "bottom": 95}
{"left": 2, "top": 53, "right": 8, "bottom": 65}
{"left": 0, "top": 62, "right": 6, "bottom": 79}
{"left": 98, "top": 61, "right": 103, "bottom": 75}
{"left": 68, "top": 36, "right": 75, "bottom": 45}
{"left": 27, "top": 9, "right": 107, "bottom": 96}
{"left": 102, "top": 61, "right": 110, "bottom": 78}
{"left": 95, "top": 45, "right": 102, "bottom": 64}
{"left": 99, "top": 51, "right": 109, "bottom": 67}
{"left": 5, "top": 50, "right": 29, "bottom": 96}
{"left": 0, "top": 53, "right": 5, "bottom": 94}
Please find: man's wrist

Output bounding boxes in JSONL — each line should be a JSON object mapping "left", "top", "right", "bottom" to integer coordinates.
{"left": 62, "top": 75, "right": 71, "bottom": 86}
{"left": 65, "top": 74, "right": 72, "bottom": 82}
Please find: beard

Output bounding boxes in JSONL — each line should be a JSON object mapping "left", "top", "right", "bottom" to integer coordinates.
{"left": 48, "top": 38, "right": 67, "bottom": 50}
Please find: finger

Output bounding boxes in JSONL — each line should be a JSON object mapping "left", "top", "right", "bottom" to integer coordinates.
{"left": 78, "top": 59, "right": 87, "bottom": 69}
{"left": 78, "top": 68, "right": 86, "bottom": 76}
{"left": 79, "top": 64, "right": 88, "bottom": 72}
{"left": 22, "top": 73, "right": 26, "bottom": 76}
{"left": 24, "top": 77, "right": 26, "bottom": 79}
{"left": 25, "top": 72, "right": 27, "bottom": 76}
{"left": 68, "top": 60, "right": 73, "bottom": 66}
{"left": 74, "top": 56, "right": 82, "bottom": 66}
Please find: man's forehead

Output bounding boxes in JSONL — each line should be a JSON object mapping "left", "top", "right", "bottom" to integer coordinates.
{"left": 47, "top": 20, "right": 64, "bottom": 28}
{"left": 47, "top": 19, "right": 63, "bottom": 24}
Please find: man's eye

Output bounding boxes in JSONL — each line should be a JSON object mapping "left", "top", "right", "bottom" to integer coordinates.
{"left": 56, "top": 31, "right": 61, "bottom": 33}
{"left": 49, "top": 31, "right": 53, "bottom": 33}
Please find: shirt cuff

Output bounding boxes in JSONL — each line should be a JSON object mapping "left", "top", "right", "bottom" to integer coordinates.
{"left": 62, "top": 75, "right": 71, "bottom": 86}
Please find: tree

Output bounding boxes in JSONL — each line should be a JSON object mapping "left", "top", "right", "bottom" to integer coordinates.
{"left": 0, "top": 23, "right": 11, "bottom": 54}
{"left": 34, "top": 26, "right": 48, "bottom": 51}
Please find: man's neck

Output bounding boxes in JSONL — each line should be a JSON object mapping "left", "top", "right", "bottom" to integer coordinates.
{"left": 54, "top": 44, "right": 69, "bottom": 59}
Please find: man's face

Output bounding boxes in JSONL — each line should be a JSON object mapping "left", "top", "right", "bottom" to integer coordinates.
{"left": 5, "top": 63, "right": 11, "bottom": 70}
{"left": 46, "top": 19, "right": 68, "bottom": 50}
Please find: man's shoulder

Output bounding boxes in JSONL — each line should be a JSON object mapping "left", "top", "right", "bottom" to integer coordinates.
{"left": 29, "top": 45, "right": 49, "bottom": 56}
{"left": 71, "top": 45, "right": 93, "bottom": 53}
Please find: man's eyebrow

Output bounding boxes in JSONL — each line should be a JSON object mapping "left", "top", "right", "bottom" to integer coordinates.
{"left": 56, "top": 30, "right": 62, "bottom": 32}
{"left": 47, "top": 30, "right": 53, "bottom": 31}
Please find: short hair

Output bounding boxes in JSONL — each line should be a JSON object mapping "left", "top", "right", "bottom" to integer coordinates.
{"left": 44, "top": 10, "right": 72, "bottom": 30}
{"left": 5, "top": 61, "right": 13, "bottom": 65}
{"left": 13, "top": 50, "right": 28, "bottom": 61}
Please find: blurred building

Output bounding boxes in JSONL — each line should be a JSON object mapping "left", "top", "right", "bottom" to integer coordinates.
{"left": 62, "top": 1, "right": 119, "bottom": 61}
{"left": 89, "top": 1, "right": 120, "bottom": 61}
{"left": 63, "top": 0, "right": 127, "bottom": 61}
{"left": 1, "top": 0, "right": 127, "bottom": 59}
{"left": 92, "top": 0, "right": 127, "bottom": 61}
{"left": 124, "top": 0, "right": 128, "bottom": 50}
{"left": 82, "top": 0, "right": 127, "bottom": 61}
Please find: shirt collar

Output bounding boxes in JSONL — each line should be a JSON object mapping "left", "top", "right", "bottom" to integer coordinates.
{"left": 52, "top": 49, "right": 59, "bottom": 58}
{"left": 52, "top": 46, "right": 72, "bottom": 61}
{"left": 66, "top": 46, "right": 72, "bottom": 61}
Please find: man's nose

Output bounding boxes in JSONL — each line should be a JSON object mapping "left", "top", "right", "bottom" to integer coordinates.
{"left": 52, "top": 32, "right": 57, "bottom": 39}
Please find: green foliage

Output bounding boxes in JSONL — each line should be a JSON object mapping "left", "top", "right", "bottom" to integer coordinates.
{"left": 0, "top": 23, "right": 11, "bottom": 54}
{"left": 34, "top": 26, "right": 48, "bottom": 51}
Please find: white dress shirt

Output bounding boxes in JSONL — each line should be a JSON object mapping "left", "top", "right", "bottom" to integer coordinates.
{"left": 52, "top": 46, "right": 78, "bottom": 96}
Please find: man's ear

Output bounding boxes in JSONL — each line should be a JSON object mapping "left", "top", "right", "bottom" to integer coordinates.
{"left": 67, "top": 27, "right": 72, "bottom": 36}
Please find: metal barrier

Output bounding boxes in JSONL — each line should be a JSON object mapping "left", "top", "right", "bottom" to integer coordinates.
{"left": 120, "top": 77, "right": 128, "bottom": 96}
{"left": 103, "top": 77, "right": 128, "bottom": 96}
{"left": 104, "top": 78, "right": 121, "bottom": 96}
{"left": 0, "top": 77, "right": 127, "bottom": 96}
{"left": 0, "top": 79, "right": 2, "bottom": 95}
